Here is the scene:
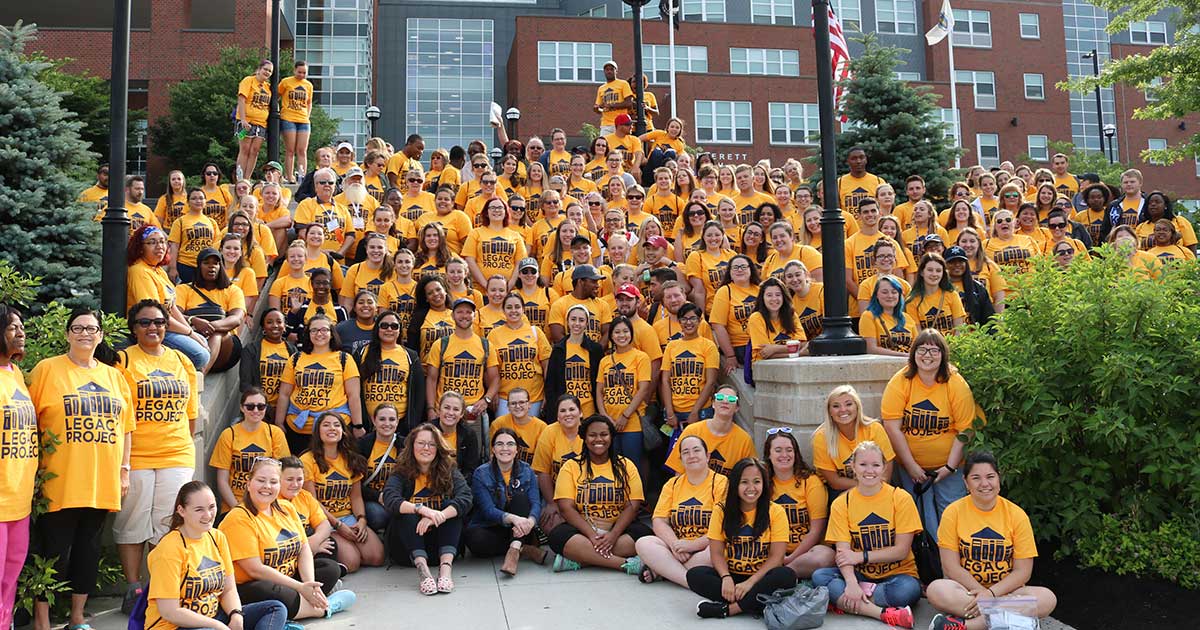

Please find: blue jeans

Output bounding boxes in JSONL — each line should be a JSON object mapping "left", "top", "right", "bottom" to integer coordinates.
{"left": 179, "top": 599, "right": 288, "bottom": 630}
{"left": 614, "top": 429, "right": 645, "bottom": 482}
{"left": 365, "top": 500, "right": 390, "bottom": 532}
{"left": 812, "top": 568, "right": 922, "bottom": 609}
{"left": 280, "top": 120, "right": 311, "bottom": 133}
{"left": 673, "top": 406, "right": 714, "bottom": 427}
{"left": 164, "top": 331, "right": 211, "bottom": 370}
{"left": 896, "top": 467, "right": 967, "bottom": 544}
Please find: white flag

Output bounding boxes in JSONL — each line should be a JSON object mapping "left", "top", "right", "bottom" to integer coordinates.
{"left": 925, "top": 0, "right": 955, "bottom": 46}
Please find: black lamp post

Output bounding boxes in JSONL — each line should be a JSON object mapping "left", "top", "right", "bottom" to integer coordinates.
{"left": 101, "top": 0, "right": 131, "bottom": 316}
{"left": 267, "top": 0, "right": 281, "bottom": 163}
{"left": 489, "top": 146, "right": 503, "bottom": 169}
{"left": 365, "top": 105, "right": 381, "bottom": 139}
{"left": 1082, "top": 50, "right": 1106, "bottom": 158}
{"left": 809, "top": 0, "right": 865, "bottom": 356}
{"left": 623, "top": 0, "right": 652, "bottom": 135}
{"left": 1103, "top": 123, "right": 1116, "bottom": 164}
{"left": 505, "top": 107, "right": 521, "bottom": 140}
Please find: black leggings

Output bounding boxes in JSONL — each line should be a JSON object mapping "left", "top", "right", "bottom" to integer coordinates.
{"left": 284, "top": 424, "right": 311, "bottom": 455}
{"left": 463, "top": 493, "right": 540, "bottom": 558}
{"left": 547, "top": 519, "right": 653, "bottom": 555}
{"left": 37, "top": 507, "right": 108, "bottom": 598}
{"left": 387, "top": 514, "right": 463, "bottom": 565}
{"left": 236, "top": 556, "right": 341, "bottom": 618}
{"left": 686, "top": 566, "right": 797, "bottom": 616}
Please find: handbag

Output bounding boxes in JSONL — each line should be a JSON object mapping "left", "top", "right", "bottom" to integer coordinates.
{"left": 184, "top": 286, "right": 226, "bottom": 322}
{"left": 910, "top": 477, "right": 944, "bottom": 584}
{"left": 641, "top": 409, "right": 664, "bottom": 451}
{"left": 757, "top": 584, "right": 828, "bottom": 630}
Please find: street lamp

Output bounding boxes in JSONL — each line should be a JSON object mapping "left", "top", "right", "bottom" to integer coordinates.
{"left": 1103, "top": 124, "right": 1117, "bottom": 164}
{"left": 102, "top": 0, "right": 132, "bottom": 315}
{"left": 1082, "top": 50, "right": 1106, "bottom": 159}
{"left": 623, "top": 0, "right": 653, "bottom": 135}
{"left": 505, "top": 107, "right": 521, "bottom": 140}
{"left": 365, "top": 105, "right": 381, "bottom": 139}
{"left": 489, "top": 146, "right": 503, "bottom": 168}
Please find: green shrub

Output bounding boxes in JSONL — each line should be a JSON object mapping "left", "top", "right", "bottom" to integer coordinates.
{"left": 1076, "top": 513, "right": 1200, "bottom": 589}
{"left": 950, "top": 248, "right": 1200, "bottom": 569}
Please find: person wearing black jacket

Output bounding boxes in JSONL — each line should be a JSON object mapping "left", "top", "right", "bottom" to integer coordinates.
{"left": 294, "top": 146, "right": 335, "bottom": 202}
{"left": 543, "top": 303, "right": 604, "bottom": 419}
{"left": 355, "top": 310, "right": 424, "bottom": 434}
{"left": 430, "top": 391, "right": 482, "bottom": 474}
{"left": 944, "top": 246, "right": 994, "bottom": 327}
{"left": 381, "top": 423, "right": 474, "bottom": 595}
{"left": 357, "top": 404, "right": 403, "bottom": 532}
{"left": 240, "top": 308, "right": 297, "bottom": 423}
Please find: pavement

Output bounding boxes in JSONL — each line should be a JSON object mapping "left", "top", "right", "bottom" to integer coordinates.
{"left": 77, "top": 558, "right": 1073, "bottom": 630}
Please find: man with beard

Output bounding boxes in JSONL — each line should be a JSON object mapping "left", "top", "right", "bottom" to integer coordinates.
{"left": 79, "top": 163, "right": 110, "bottom": 213}
{"left": 101, "top": 175, "right": 160, "bottom": 233}
{"left": 294, "top": 167, "right": 357, "bottom": 260}
{"left": 652, "top": 280, "right": 713, "bottom": 349}
{"left": 547, "top": 265, "right": 612, "bottom": 344}
{"left": 334, "top": 167, "right": 377, "bottom": 263}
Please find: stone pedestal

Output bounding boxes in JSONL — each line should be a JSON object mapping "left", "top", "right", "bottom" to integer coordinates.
{"left": 750, "top": 354, "right": 907, "bottom": 463}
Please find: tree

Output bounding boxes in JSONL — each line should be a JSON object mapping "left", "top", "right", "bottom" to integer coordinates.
{"left": 0, "top": 22, "right": 101, "bottom": 311}
{"left": 808, "top": 34, "right": 963, "bottom": 204}
{"left": 1061, "top": 1, "right": 1199, "bottom": 166}
{"left": 149, "top": 46, "right": 339, "bottom": 182}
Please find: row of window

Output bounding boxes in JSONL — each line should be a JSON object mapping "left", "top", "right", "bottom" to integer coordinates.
{"left": 694, "top": 100, "right": 961, "bottom": 148}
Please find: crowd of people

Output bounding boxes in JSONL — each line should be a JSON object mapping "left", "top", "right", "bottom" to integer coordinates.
{"left": 15, "top": 54, "right": 1190, "bottom": 630}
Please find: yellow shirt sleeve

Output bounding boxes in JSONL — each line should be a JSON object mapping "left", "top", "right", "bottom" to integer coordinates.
{"left": 948, "top": 373, "right": 977, "bottom": 432}
{"left": 825, "top": 494, "right": 850, "bottom": 544}
{"left": 707, "top": 502, "right": 727, "bottom": 542}
{"left": 879, "top": 370, "right": 909, "bottom": 421}
{"left": 553, "top": 459, "right": 581, "bottom": 501}
{"left": 767, "top": 503, "right": 791, "bottom": 544}
{"left": 218, "top": 508, "right": 259, "bottom": 562}
{"left": 806, "top": 476, "right": 830, "bottom": 520}
{"left": 893, "top": 487, "right": 923, "bottom": 534}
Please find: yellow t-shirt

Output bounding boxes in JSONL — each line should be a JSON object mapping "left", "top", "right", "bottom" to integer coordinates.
{"left": 398, "top": 192, "right": 437, "bottom": 223}
{"left": 761, "top": 244, "right": 822, "bottom": 280}
{"left": 838, "top": 173, "right": 888, "bottom": 217}
{"left": 280, "top": 350, "right": 360, "bottom": 433}
{"left": 226, "top": 265, "right": 259, "bottom": 299}
{"left": 747, "top": 311, "right": 806, "bottom": 362}
{"left": 127, "top": 260, "right": 177, "bottom": 313}
{"left": 176, "top": 284, "right": 246, "bottom": 316}
{"left": 653, "top": 312, "right": 715, "bottom": 349}
{"left": 598, "top": 348, "right": 651, "bottom": 433}
{"left": 857, "top": 275, "right": 911, "bottom": 306}
{"left": 531, "top": 423, "right": 583, "bottom": 482}
{"left": 238, "top": 75, "right": 272, "bottom": 126}
{"left": 359, "top": 345, "right": 413, "bottom": 419}
{"left": 144, "top": 528, "right": 235, "bottom": 630}
{"left": 904, "top": 288, "right": 967, "bottom": 336}
{"left": 415, "top": 308, "right": 454, "bottom": 359}
{"left": 284, "top": 488, "right": 327, "bottom": 531}
{"left": 254, "top": 340, "right": 293, "bottom": 408}
{"left": 515, "top": 285, "right": 560, "bottom": 331}
{"left": 490, "top": 414, "right": 548, "bottom": 466}
{"left": 78, "top": 184, "right": 108, "bottom": 212}
{"left": 826, "top": 484, "right": 921, "bottom": 580}
{"left": 548, "top": 295, "right": 613, "bottom": 343}
{"left": 685, "top": 249, "right": 736, "bottom": 311}
{"left": 880, "top": 369, "right": 977, "bottom": 469}
{"left": 731, "top": 191, "right": 775, "bottom": 226}
{"left": 29, "top": 355, "right": 133, "bottom": 512}
{"left": 653, "top": 470, "right": 728, "bottom": 541}
{"left": 117, "top": 346, "right": 199, "bottom": 470}
{"left": 1073, "top": 208, "right": 1105, "bottom": 246}
{"left": 771, "top": 475, "right": 830, "bottom": 553}
{"left": 155, "top": 195, "right": 188, "bottom": 230}
{"left": 0, "top": 366, "right": 37, "bottom": 521}
{"left": 662, "top": 336, "right": 720, "bottom": 413}
{"left": 294, "top": 199, "right": 356, "bottom": 253}
{"left": 595, "top": 79, "right": 634, "bottom": 127}
{"left": 604, "top": 133, "right": 644, "bottom": 173}
{"left": 219, "top": 502, "right": 308, "bottom": 584}
{"left": 277, "top": 76, "right": 314, "bottom": 124}
{"left": 423, "top": 332, "right": 500, "bottom": 406}
{"left": 488, "top": 324, "right": 552, "bottom": 402}
{"left": 643, "top": 129, "right": 686, "bottom": 156}
{"left": 709, "top": 283, "right": 759, "bottom": 348}
{"left": 791, "top": 282, "right": 828, "bottom": 341}
{"left": 268, "top": 272, "right": 311, "bottom": 308}
{"left": 559, "top": 341, "right": 597, "bottom": 416}
{"left": 844, "top": 232, "right": 893, "bottom": 284}
{"left": 209, "top": 421, "right": 290, "bottom": 510}
{"left": 554, "top": 457, "right": 644, "bottom": 530}
{"left": 858, "top": 311, "right": 914, "bottom": 354}
{"left": 666, "top": 420, "right": 756, "bottom": 476}
{"left": 707, "top": 502, "right": 791, "bottom": 577}
{"left": 341, "top": 263, "right": 390, "bottom": 300}
{"left": 985, "top": 235, "right": 1039, "bottom": 273}
{"left": 811, "top": 421, "right": 894, "bottom": 479}
{"left": 902, "top": 225, "right": 950, "bottom": 260}
{"left": 968, "top": 259, "right": 1007, "bottom": 303}
{"left": 545, "top": 149, "right": 573, "bottom": 180}
{"left": 377, "top": 279, "right": 418, "bottom": 345}
{"left": 416, "top": 210, "right": 474, "bottom": 256}
{"left": 364, "top": 438, "right": 400, "bottom": 495}
{"left": 464, "top": 226, "right": 528, "bottom": 280}
{"left": 1146, "top": 244, "right": 1196, "bottom": 262}
{"left": 201, "top": 186, "right": 233, "bottom": 226}
{"left": 300, "top": 452, "right": 362, "bottom": 518}
{"left": 168, "top": 214, "right": 219, "bottom": 267}
{"left": 407, "top": 472, "right": 449, "bottom": 510}
{"left": 938, "top": 496, "right": 1038, "bottom": 588}
{"left": 1053, "top": 173, "right": 1079, "bottom": 199}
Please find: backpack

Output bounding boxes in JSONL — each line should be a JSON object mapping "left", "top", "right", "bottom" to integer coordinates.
{"left": 126, "top": 588, "right": 148, "bottom": 630}
{"left": 437, "top": 333, "right": 490, "bottom": 369}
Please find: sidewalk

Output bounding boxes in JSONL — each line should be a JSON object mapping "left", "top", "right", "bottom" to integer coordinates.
{"left": 80, "top": 559, "right": 1073, "bottom": 630}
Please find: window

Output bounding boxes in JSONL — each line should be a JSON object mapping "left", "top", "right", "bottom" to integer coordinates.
{"left": 642, "top": 45, "right": 708, "bottom": 84}
{"left": 832, "top": 0, "right": 861, "bottom": 30}
{"left": 1144, "top": 77, "right": 1163, "bottom": 102}
{"left": 301, "top": 0, "right": 375, "bottom": 149}
{"left": 1027, "top": 135, "right": 1049, "bottom": 162}
{"left": 1129, "top": 21, "right": 1168, "bottom": 45}
{"left": 1024, "top": 73, "right": 1045, "bottom": 100}
{"left": 895, "top": 71, "right": 921, "bottom": 81}
{"left": 952, "top": 9, "right": 991, "bottom": 48}
{"left": 1019, "top": 13, "right": 1040, "bottom": 39}
{"left": 956, "top": 70, "right": 996, "bottom": 110}
{"left": 877, "top": 0, "right": 917, "bottom": 35}
{"left": 768, "top": 103, "right": 820, "bottom": 145}
{"left": 1195, "top": 157, "right": 1199, "bottom": 178}
{"left": 682, "top": 0, "right": 725, "bottom": 22}
{"left": 752, "top": 0, "right": 794, "bottom": 25}
{"left": 0, "top": 0, "right": 151, "bottom": 29}
{"left": 537, "top": 41, "right": 612, "bottom": 83}
{"left": 695, "top": 100, "right": 752, "bottom": 144}
{"left": 188, "top": 0, "right": 234, "bottom": 30}
{"left": 938, "top": 108, "right": 960, "bottom": 142}
{"left": 621, "top": 3, "right": 656, "bottom": 19}
{"left": 1147, "top": 138, "right": 1168, "bottom": 165}
{"left": 580, "top": 4, "right": 607, "bottom": 17}
{"left": 730, "top": 48, "right": 800, "bottom": 77}
{"left": 976, "top": 133, "right": 1000, "bottom": 168}
{"left": 405, "top": 19, "right": 494, "bottom": 154}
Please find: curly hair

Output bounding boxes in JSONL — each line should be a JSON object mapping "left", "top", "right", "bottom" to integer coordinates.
{"left": 394, "top": 423, "right": 456, "bottom": 497}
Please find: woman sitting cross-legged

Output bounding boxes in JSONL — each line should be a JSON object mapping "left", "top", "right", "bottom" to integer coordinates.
{"left": 634, "top": 434, "right": 727, "bottom": 586}
{"left": 763, "top": 428, "right": 836, "bottom": 577}
{"left": 548, "top": 415, "right": 651, "bottom": 574}
{"left": 381, "top": 423, "right": 474, "bottom": 595}
{"left": 465, "top": 428, "right": 548, "bottom": 576}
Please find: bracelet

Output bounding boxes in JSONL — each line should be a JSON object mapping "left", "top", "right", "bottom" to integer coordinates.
{"left": 943, "top": 464, "right": 957, "bottom": 473}
{"left": 862, "top": 548, "right": 870, "bottom": 564}
{"left": 986, "top": 587, "right": 996, "bottom": 598}
{"left": 228, "top": 609, "right": 243, "bottom": 617}
{"left": 720, "top": 574, "right": 733, "bottom": 581}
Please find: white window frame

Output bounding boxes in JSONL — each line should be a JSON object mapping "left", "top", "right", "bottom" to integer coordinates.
{"left": 580, "top": 4, "right": 606, "bottom": 17}
{"left": 1129, "top": 20, "right": 1168, "bottom": 45}
{"left": 976, "top": 133, "right": 1000, "bottom": 168}
{"left": 1024, "top": 73, "right": 1045, "bottom": 100}
{"left": 641, "top": 44, "right": 708, "bottom": 84}
{"left": 1019, "top": 13, "right": 1040, "bottom": 39}
{"left": 694, "top": 100, "right": 753, "bottom": 145}
{"left": 751, "top": 0, "right": 794, "bottom": 25}
{"left": 876, "top": 0, "right": 917, "bottom": 35}
{"left": 952, "top": 9, "right": 991, "bottom": 48}
{"left": 621, "top": 3, "right": 657, "bottom": 19}
{"left": 1195, "top": 157, "right": 1199, "bottom": 178}
{"left": 729, "top": 47, "right": 800, "bottom": 77}
{"left": 537, "top": 41, "right": 612, "bottom": 84}
{"left": 682, "top": 0, "right": 726, "bottom": 23}
{"left": 832, "top": 0, "right": 862, "bottom": 30}
{"left": 938, "top": 108, "right": 960, "bottom": 142}
{"left": 768, "top": 102, "right": 820, "bottom": 146}
{"left": 895, "top": 71, "right": 921, "bottom": 81}
{"left": 1144, "top": 77, "right": 1163, "bottom": 102}
{"left": 1147, "top": 138, "right": 1168, "bottom": 165}
{"left": 957, "top": 70, "right": 996, "bottom": 110}
{"left": 1027, "top": 135, "right": 1049, "bottom": 162}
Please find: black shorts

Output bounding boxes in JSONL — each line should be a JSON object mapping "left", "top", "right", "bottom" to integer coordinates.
{"left": 547, "top": 519, "right": 653, "bottom": 554}
{"left": 236, "top": 122, "right": 267, "bottom": 140}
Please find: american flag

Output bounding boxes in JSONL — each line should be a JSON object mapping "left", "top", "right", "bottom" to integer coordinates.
{"left": 827, "top": 5, "right": 852, "bottom": 122}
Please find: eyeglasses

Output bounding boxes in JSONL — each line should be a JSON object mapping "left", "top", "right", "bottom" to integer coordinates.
{"left": 729, "top": 264, "right": 751, "bottom": 271}
{"left": 1049, "top": 222, "right": 1067, "bottom": 229}
{"left": 243, "top": 403, "right": 268, "bottom": 411}
{"left": 143, "top": 238, "right": 167, "bottom": 247}
{"left": 955, "top": 191, "right": 970, "bottom": 197}
{"left": 378, "top": 322, "right": 401, "bottom": 330}
{"left": 1054, "top": 249, "right": 1074, "bottom": 257}
{"left": 996, "top": 217, "right": 1014, "bottom": 224}
{"left": 915, "top": 346, "right": 942, "bottom": 357}
{"left": 135, "top": 317, "right": 168, "bottom": 328}
{"left": 316, "top": 180, "right": 335, "bottom": 185}
{"left": 415, "top": 440, "right": 439, "bottom": 449}
{"left": 510, "top": 206, "right": 526, "bottom": 211}
{"left": 766, "top": 426, "right": 793, "bottom": 435}
{"left": 679, "top": 315, "right": 700, "bottom": 323}
{"left": 493, "top": 440, "right": 518, "bottom": 448}
{"left": 519, "top": 268, "right": 538, "bottom": 274}
{"left": 687, "top": 210, "right": 706, "bottom": 216}
{"left": 69, "top": 325, "right": 101, "bottom": 335}
{"left": 875, "top": 254, "right": 895, "bottom": 261}
{"left": 481, "top": 179, "right": 497, "bottom": 185}
{"left": 309, "top": 327, "right": 331, "bottom": 334}
{"left": 472, "top": 163, "right": 487, "bottom": 169}
{"left": 714, "top": 393, "right": 738, "bottom": 403}
{"left": 407, "top": 178, "right": 422, "bottom": 183}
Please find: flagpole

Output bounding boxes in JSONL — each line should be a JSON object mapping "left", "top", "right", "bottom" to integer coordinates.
{"left": 948, "top": 28, "right": 961, "bottom": 169}
{"left": 668, "top": 0, "right": 677, "bottom": 116}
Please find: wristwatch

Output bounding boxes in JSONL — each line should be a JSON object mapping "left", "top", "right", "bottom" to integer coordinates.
{"left": 484, "top": 396, "right": 493, "bottom": 405}
{"left": 351, "top": 423, "right": 364, "bottom": 429}
{"left": 229, "top": 609, "right": 243, "bottom": 617}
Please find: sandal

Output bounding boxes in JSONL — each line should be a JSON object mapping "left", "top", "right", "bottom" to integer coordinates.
{"left": 638, "top": 564, "right": 658, "bottom": 584}
{"left": 418, "top": 567, "right": 437, "bottom": 596}
{"left": 437, "top": 562, "right": 454, "bottom": 593}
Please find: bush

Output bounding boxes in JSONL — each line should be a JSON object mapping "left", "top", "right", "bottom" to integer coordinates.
{"left": 950, "top": 248, "right": 1200, "bottom": 578}
{"left": 1076, "top": 514, "right": 1200, "bottom": 589}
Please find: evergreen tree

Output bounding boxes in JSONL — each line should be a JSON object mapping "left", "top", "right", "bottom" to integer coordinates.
{"left": 810, "top": 34, "right": 962, "bottom": 204}
{"left": 0, "top": 22, "right": 101, "bottom": 311}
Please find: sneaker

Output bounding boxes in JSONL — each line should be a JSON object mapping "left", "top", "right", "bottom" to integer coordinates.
{"left": 324, "top": 589, "right": 357, "bottom": 617}
{"left": 620, "top": 556, "right": 643, "bottom": 576}
{"left": 552, "top": 555, "right": 581, "bottom": 572}
{"left": 284, "top": 623, "right": 305, "bottom": 630}
{"left": 331, "top": 578, "right": 345, "bottom": 593}
{"left": 929, "top": 613, "right": 968, "bottom": 630}
{"left": 121, "top": 582, "right": 144, "bottom": 615}
{"left": 696, "top": 601, "right": 730, "bottom": 619}
{"left": 881, "top": 605, "right": 914, "bottom": 629}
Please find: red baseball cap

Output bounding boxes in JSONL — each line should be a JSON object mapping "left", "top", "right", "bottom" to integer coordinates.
{"left": 615, "top": 283, "right": 642, "bottom": 299}
{"left": 645, "top": 235, "right": 670, "bottom": 249}
{"left": 615, "top": 113, "right": 633, "bottom": 126}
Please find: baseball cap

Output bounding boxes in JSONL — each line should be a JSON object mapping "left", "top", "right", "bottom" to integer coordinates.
{"left": 451, "top": 298, "right": 477, "bottom": 310}
{"left": 570, "top": 235, "right": 591, "bottom": 248}
{"left": 264, "top": 161, "right": 283, "bottom": 172}
{"left": 943, "top": 246, "right": 968, "bottom": 262}
{"left": 345, "top": 166, "right": 364, "bottom": 179}
{"left": 615, "top": 113, "right": 633, "bottom": 126}
{"left": 645, "top": 235, "right": 670, "bottom": 250}
{"left": 603, "top": 60, "right": 618, "bottom": 69}
{"left": 921, "top": 234, "right": 944, "bottom": 247}
{"left": 336, "top": 141, "right": 354, "bottom": 153}
{"left": 571, "top": 264, "right": 605, "bottom": 281}
{"left": 615, "top": 283, "right": 642, "bottom": 299}
{"left": 518, "top": 257, "right": 539, "bottom": 271}
{"left": 196, "top": 247, "right": 221, "bottom": 263}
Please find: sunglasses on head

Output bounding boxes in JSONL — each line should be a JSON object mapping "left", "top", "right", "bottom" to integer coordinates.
{"left": 766, "top": 426, "right": 793, "bottom": 435}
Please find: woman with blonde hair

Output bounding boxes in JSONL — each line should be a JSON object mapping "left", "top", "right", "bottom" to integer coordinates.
{"left": 426, "top": 148, "right": 460, "bottom": 193}
{"left": 812, "top": 385, "right": 895, "bottom": 492}
{"left": 984, "top": 209, "right": 1038, "bottom": 274}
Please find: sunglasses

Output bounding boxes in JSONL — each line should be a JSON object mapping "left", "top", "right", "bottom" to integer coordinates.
{"left": 627, "top": 195, "right": 644, "bottom": 200}
{"left": 588, "top": 200, "right": 602, "bottom": 205}
{"left": 407, "top": 178, "right": 422, "bottom": 183}
{"left": 1054, "top": 249, "right": 1074, "bottom": 256}
{"left": 520, "top": 268, "right": 538, "bottom": 274}
{"left": 316, "top": 180, "right": 335, "bottom": 185}
{"left": 378, "top": 322, "right": 401, "bottom": 330}
{"left": 510, "top": 206, "right": 526, "bottom": 211}
{"left": 714, "top": 393, "right": 739, "bottom": 403}
{"left": 1049, "top": 222, "right": 1067, "bottom": 229}
{"left": 135, "top": 317, "right": 168, "bottom": 328}
{"left": 472, "top": 163, "right": 487, "bottom": 168}
{"left": 481, "top": 180, "right": 497, "bottom": 185}
{"left": 243, "top": 403, "right": 268, "bottom": 411}
{"left": 1003, "top": 193, "right": 1021, "bottom": 198}
{"left": 205, "top": 171, "right": 219, "bottom": 176}
{"left": 766, "top": 426, "right": 793, "bottom": 434}
{"left": 996, "top": 217, "right": 1014, "bottom": 224}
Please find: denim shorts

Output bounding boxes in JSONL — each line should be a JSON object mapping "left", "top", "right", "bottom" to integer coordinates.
{"left": 281, "top": 120, "right": 311, "bottom": 133}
